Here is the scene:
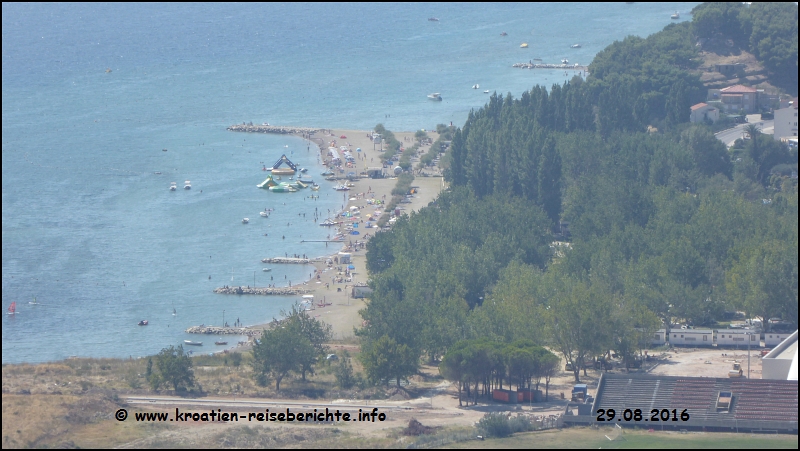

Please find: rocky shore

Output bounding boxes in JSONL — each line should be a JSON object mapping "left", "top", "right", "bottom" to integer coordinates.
{"left": 184, "top": 325, "right": 260, "bottom": 337}
{"left": 227, "top": 124, "right": 319, "bottom": 135}
{"left": 213, "top": 285, "right": 311, "bottom": 295}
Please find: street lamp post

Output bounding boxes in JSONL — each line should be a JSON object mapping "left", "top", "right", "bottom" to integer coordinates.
{"left": 747, "top": 332, "right": 751, "bottom": 379}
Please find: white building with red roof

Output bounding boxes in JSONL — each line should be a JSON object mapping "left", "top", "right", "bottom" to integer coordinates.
{"left": 690, "top": 102, "right": 719, "bottom": 123}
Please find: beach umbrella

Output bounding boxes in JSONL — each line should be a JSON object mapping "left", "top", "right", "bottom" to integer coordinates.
{"left": 350, "top": 231, "right": 360, "bottom": 235}
{"left": 356, "top": 148, "right": 361, "bottom": 152}
{"left": 348, "top": 265, "right": 355, "bottom": 270}
{"left": 353, "top": 223, "right": 358, "bottom": 228}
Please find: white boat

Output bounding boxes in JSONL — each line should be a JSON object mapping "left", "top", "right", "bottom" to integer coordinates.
{"left": 472, "top": 84, "right": 479, "bottom": 89}
{"left": 170, "top": 182, "right": 177, "bottom": 191}
{"left": 671, "top": 11, "right": 680, "bottom": 19}
{"left": 299, "top": 167, "right": 308, "bottom": 173}
{"left": 184, "top": 180, "right": 191, "bottom": 190}
{"left": 333, "top": 184, "right": 350, "bottom": 191}
{"left": 321, "top": 170, "right": 334, "bottom": 176}
{"left": 184, "top": 340, "right": 203, "bottom": 346}
{"left": 320, "top": 219, "right": 338, "bottom": 226}
{"left": 571, "top": 44, "right": 581, "bottom": 48}
{"left": 262, "top": 267, "right": 272, "bottom": 272}
{"left": 520, "top": 43, "right": 528, "bottom": 48}
{"left": 484, "top": 90, "right": 489, "bottom": 94}
{"left": 260, "top": 211, "right": 268, "bottom": 217}
{"left": 242, "top": 218, "right": 249, "bottom": 224}
{"left": 427, "top": 93, "right": 442, "bottom": 101}
{"left": 310, "top": 184, "right": 320, "bottom": 191}
{"left": 561, "top": 58, "right": 569, "bottom": 64}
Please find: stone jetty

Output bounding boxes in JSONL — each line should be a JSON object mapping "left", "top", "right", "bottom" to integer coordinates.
{"left": 513, "top": 62, "right": 588, "bottom": 71}
{"left": 185, "top": 325, "right": 260, "bottom": 337}
{"left": 227, "top": 124, "right": 319, "bottom": 135}
{"left": 214, "top": 285, "right": 311, "bottom": 295}
{"left": 261, "top": 257, "right": 315, "bottom": 264}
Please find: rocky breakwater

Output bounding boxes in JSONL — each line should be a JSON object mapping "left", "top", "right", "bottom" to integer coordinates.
{"left": 227, "top": 124, "right": 319, "bottom": 135}
{"left": 261, "top": 257, "right": 315, "bottom": 264}
{"left": 213, "top": 285, "right": 311, "bottom": 295}
{"left": 185, "top": 325, "right": 260, "bottom": 337}
{"left": 513, "top": 62, "right": 588, "bottom": 70}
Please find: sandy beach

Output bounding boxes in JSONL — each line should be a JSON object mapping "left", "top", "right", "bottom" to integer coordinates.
{"left": 247, "top": 126, "right": 445, "bottom": 341}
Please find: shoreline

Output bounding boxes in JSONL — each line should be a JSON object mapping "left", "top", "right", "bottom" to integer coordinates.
{"left": 227, "top": 124, "right": 445, "bottom": 343}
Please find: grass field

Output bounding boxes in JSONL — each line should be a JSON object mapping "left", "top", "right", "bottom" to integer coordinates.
{"left": 445, "top": 427, "right": 798, "bottom": 449}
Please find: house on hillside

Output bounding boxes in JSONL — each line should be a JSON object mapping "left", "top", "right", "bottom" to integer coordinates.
{"left": 707, "top": 84, "right": 758, "bottom": 113}
{"left": 690, "top": 102, "right": 719, "bottom": 123}
{"left": 773, "top": 100, "right": 798, "bottom": 141}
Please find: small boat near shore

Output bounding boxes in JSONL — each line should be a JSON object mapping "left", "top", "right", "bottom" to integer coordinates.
{"left": 671, "top": 11, "right": 680, "bottom": 20}
{"left": 310, "top": 184, "right": 320, "bottom": 191}
{"left": 571, "top": 44, "right": 581, "bottom": 48}
{"left": 214, "top": 341, "right": 228, "bottom": 346}
{"left": 333, "top": 184, "right": 350, "bottom": 191}
{"left": 138, "top": 320, "right": 148, "bottom": 326}
{"left": 242, "top": 218, "right": 249, "bottom": 224}
{"left": 184, "top": 180, "right": 191, "bottom": 190}
{"left": 170, "top": 182, "right": 177, "bottom": 191}
{"left": 260, "top": 211, "right": 268, "bottom": 217}
{"left": 427, "top": 93, "right": 442, "bottom": 101}
{"left": 184, "top": 340, "right": 203, "bottom": 346}
{"left": 520, "top": 43, "right": 528, "bottom": 48}
{"left": 262, "top": 267, "right": 272, "bottom": 272}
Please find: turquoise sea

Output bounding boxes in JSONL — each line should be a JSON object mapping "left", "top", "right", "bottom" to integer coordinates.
{"left": 2, "top": 2, "right": 697, "bottom": 363}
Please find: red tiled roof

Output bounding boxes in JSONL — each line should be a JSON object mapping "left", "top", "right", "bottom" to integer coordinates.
{"left": 721, "top": 84, "right": 757, "bottom": 94}
{"left": 691, "top": 102, "right": 709, "bottom": 111}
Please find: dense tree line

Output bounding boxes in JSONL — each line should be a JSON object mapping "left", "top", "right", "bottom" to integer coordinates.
{"left": 358, "top": 5, "right": 798, "bottom": 386}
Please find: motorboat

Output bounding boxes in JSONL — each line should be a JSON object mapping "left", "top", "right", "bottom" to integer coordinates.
{"left": 671, "top": 11, "right": 680, "bottom": 19}
{"left": 184, "top": 180, "right": 191, "bottom": 190}
{"left": 215, "top": 341, "right": 228, "bottom": 346}
{"left": 184, "top": 340, "right": 203, "bottom": 346}
{"left": 428, "top": 17, "right": 439, "bottom": 21}
{"left": 571, "top": 44, "right": 581, "bottom": 48}
{"left": 138, "top": 320, "right": 148, "bottom": 326}
{"left": 427, "top": 93, "right": 442, "bottom": 101}
{"left": 242, "top": 218, "right": 249, "bottom": 224}
{"left": 170, "top": 182, "right": 177, "bottom": 191}
{"left": 484, "top": 90, "right": 490, "bottom": 94}
{"left": 310, "top": 184, "right": 320, "bottom": 191}
{"left": 299, "top": 167, "right": 308, "bottom": 173}
{"left": 520, "top": 43, "right": 528, "bottom": 48}
{"left": 260, "top": 211, "right": 268, "bottom": 217}
{"left": 561, "top": 58, "right": 569, "bottom": 64}
{"left": 154, "top": 171, "right": 162, "bottom": 175}
{"left": 262, "top": 267, "right": 272, "bottom": 272}
{"left": 500, "top": 32, "right": 507, "bottom": 36}
{"left": 321, "top": 170, "right": 335, "bottom": 176}
{"left": 472, "top": 84, "right": 479, "bottom": 89}
{"left": 333, "top": 184, "right": 350, "bottom": 191}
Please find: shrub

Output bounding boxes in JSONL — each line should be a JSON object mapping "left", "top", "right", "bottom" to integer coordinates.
{"left": 477, "top": 413, "right": 512, "bottom": 438}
